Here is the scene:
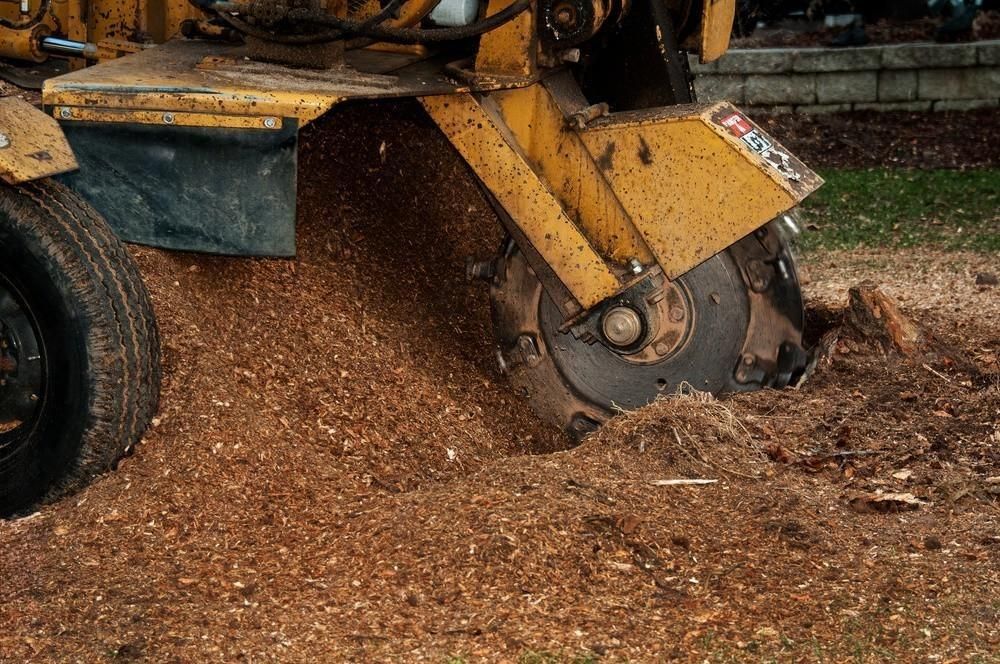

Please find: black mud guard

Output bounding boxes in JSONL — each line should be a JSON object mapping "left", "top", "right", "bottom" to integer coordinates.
{"left": 55, "top": 119, "right": 298, "bottom": 257}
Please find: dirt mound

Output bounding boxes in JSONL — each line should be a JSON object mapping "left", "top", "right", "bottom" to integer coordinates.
{"left": 146, "top": 101, "right": 564, "bottom": 491}
{"left": 0, "top": 104, "right": 997, "bottom": 661}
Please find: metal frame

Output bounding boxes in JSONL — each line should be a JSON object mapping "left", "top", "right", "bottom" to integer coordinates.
{"left": 0, "top": 0, "right": 822, "bottom": 320}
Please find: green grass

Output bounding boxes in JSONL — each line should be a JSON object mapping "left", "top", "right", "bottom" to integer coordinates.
{"left": 797, "top": 168, "right": 999, "bottom": 252}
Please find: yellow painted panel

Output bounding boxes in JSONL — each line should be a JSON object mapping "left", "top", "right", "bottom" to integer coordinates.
{"left": 492, "top": 85, "right": 653, "bottom": 266}
{"left": 475, "top": 0, "right": 537, "bottom": 78}
{"left": 579, "top": 102, "right": 821, "bottom": 279}
{"left": 43, "top": 41, "right": 340, "bottom": 122}
{"left": 0, "top": 97, "right": 77, "bottom": 184}
{"left": 53, "top": 106, "right": 284, "bottom": 130}
{"left": 700, "top": 0, "right": 736, "bottom": 63}
{"left": 421, "top": 93, "right": 621, "bottom": 310}
{"left": 43, "top": 39, "right": 469, "bottom": 125}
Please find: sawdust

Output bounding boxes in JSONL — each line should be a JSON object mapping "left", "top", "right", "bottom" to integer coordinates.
{"left": 0, "top": 102, "right": 997, "bottom": 662}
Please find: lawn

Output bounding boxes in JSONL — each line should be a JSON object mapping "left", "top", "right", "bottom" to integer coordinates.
{"left": 797, "top": 168, "right": 999, "bottom": 252}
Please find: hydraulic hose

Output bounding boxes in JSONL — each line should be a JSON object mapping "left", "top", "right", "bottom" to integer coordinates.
{"left": 0, "top": 0, "right": 52, "bottom": 30}
{"left": 205, "top": 0, "right": 530, "bottom": 45}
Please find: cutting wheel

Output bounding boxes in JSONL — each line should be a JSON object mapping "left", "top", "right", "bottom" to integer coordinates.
{"left": 490, "top": 221, "right": 808, "bottom": 439}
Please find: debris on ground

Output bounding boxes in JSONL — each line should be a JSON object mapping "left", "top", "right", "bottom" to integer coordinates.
{"left": 0, "top": 104, "right": 997, "bottom": 661}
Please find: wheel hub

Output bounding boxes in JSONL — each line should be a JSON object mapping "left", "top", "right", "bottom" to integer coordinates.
{"left": 601, "top": 306, "right": 642, "bottom": 347}
{"left": 0, "top": 278, "right": 44, "bottom": 438}
{"left": 490, "top": 222, "right": 807, "bottom": 438}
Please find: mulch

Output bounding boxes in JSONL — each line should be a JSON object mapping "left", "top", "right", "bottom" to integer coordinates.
{"left": 753, "top": 108, "right": 1000, "bottom": 170}
{"left": 0, "top": 102, "right": 996, "bottom": 661}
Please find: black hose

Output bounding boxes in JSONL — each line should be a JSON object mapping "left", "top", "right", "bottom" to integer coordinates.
{"left": 288, "top": 0, "right": 530, "bottom": 42}
{"left": 210, "top": 0, "right": 530, "bottom": 45}
{"left": 212, "top": 12, "right": 344, "bottom": 44}
{"left": 0, "top": 0, "right": 52, "bottom": 30}
{"left": 357, "top": 0, "right": 406, "bottom": 29}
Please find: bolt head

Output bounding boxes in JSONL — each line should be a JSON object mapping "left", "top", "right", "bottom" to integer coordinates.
{"left": 59, "top": 107, "right": 72, "bottom": 119}
{"left": 162, "top": 112, "right": 175, "bottom": 124}
{"left": 263, "top": 117, "right": 277, "bottom": 129}
{"left": 602, "top": 306, "right": 642, "bottom": 347}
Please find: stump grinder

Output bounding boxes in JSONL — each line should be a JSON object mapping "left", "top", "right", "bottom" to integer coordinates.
{"left": 0, "top": 0, "right": 822, "bottom": 514}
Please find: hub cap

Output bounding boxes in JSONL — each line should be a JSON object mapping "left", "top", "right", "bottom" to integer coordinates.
{"left": 0, "top": 274, "right": 45, "bottom": 457}
{"left": 601, "top": 306, "right": 642, "bottom": 347}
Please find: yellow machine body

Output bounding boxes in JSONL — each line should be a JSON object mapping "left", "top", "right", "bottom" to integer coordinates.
{"left": 0, "top": 0, "right": 826, "bottom": 435}
{"left": 0, "top": 0, "right": 821, "bottom": 317}
{"left": 0, "top": 97, "right": 77, "bottom": 183}
{"left": 32, "top": 0, "right": 819, "bottom": 313}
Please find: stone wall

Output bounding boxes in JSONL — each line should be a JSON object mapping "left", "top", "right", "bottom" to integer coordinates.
{"left": 689, "top": 41, "right": 1000, "bottom": 113}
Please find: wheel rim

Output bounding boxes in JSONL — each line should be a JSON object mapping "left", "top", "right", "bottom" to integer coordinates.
{"left": 0, "top": 272, "right": 46, "bottom": 463}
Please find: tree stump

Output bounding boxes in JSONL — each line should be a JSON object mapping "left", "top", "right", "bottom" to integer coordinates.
{"left": 843, "top": 280, "right": 923, "bottom": 355}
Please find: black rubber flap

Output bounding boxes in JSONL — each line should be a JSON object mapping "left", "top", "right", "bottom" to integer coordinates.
{"left": 57, "top": 119, "right": 298, "bottom": 257}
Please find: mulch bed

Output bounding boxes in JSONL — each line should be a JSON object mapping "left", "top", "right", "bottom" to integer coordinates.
{"left": 754, "top": 108, "right": 1000, "bottom": 169}
{"left": 0, "top": 102, "right": 996, "bottom": 661}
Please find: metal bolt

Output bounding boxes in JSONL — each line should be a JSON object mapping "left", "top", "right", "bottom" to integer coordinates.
{"left": 628, "top": 258, "right": 643, "bottom": 275}
{"left": 162, "top": 112, "right": 175, "bottom": 124}
{"left": 59, "top": 107, "right": 72, "bottom": 119}
{"left": 602, "top": 306, "right": 642, "bottom": 347}
{"left": 742, "top": 353, "right": 755, "bottom": 366}
{"left": 668, "top": 306, "right": 685, "bottom": 322}
{"left": 645, "top": 289, "right": 665, "bottom": 305}
{"left": 465, "top": 257, "right": 496, "bottom": 282}
{"left": 495, "top": 349, "right": 509, "bottom": 375}
{"left": 653, "top": 341, "right": 671, "bottom": 356}
{"left": 516, "top": 334, "right": 540, "bottom": 365}
{"left": 560, "top": 48, "right": 581, "bottom": 63}
{"left": 263, "top": 117, "right": 277, "bottom": 129}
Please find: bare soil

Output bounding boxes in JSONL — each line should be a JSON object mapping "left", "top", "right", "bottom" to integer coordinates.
{"left": 752, "top": 108, "right": 1000, "bottom": 170}
{"left": 0, "top": 103, "right": 997, "bottom": 662}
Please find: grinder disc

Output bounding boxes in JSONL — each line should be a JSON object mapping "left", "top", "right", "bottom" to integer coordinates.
{"left": 490, "top": 222, "right": 807, "bottom": 439}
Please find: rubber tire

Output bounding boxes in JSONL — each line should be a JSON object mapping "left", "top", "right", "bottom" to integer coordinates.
{"left": 0, "top": 179, "right": 160, "bottom": 517}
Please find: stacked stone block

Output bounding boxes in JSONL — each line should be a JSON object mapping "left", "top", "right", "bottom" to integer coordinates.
{"left": 689, "top": 40, "right": 1000, "bottom": 113}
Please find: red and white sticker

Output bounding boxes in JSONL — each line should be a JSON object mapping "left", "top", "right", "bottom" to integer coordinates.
{"left": 718, "top": 111, "right": 802, "bottom": 182}
{"left": 720, "top": 113, "right": 753, "bottom": 138}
